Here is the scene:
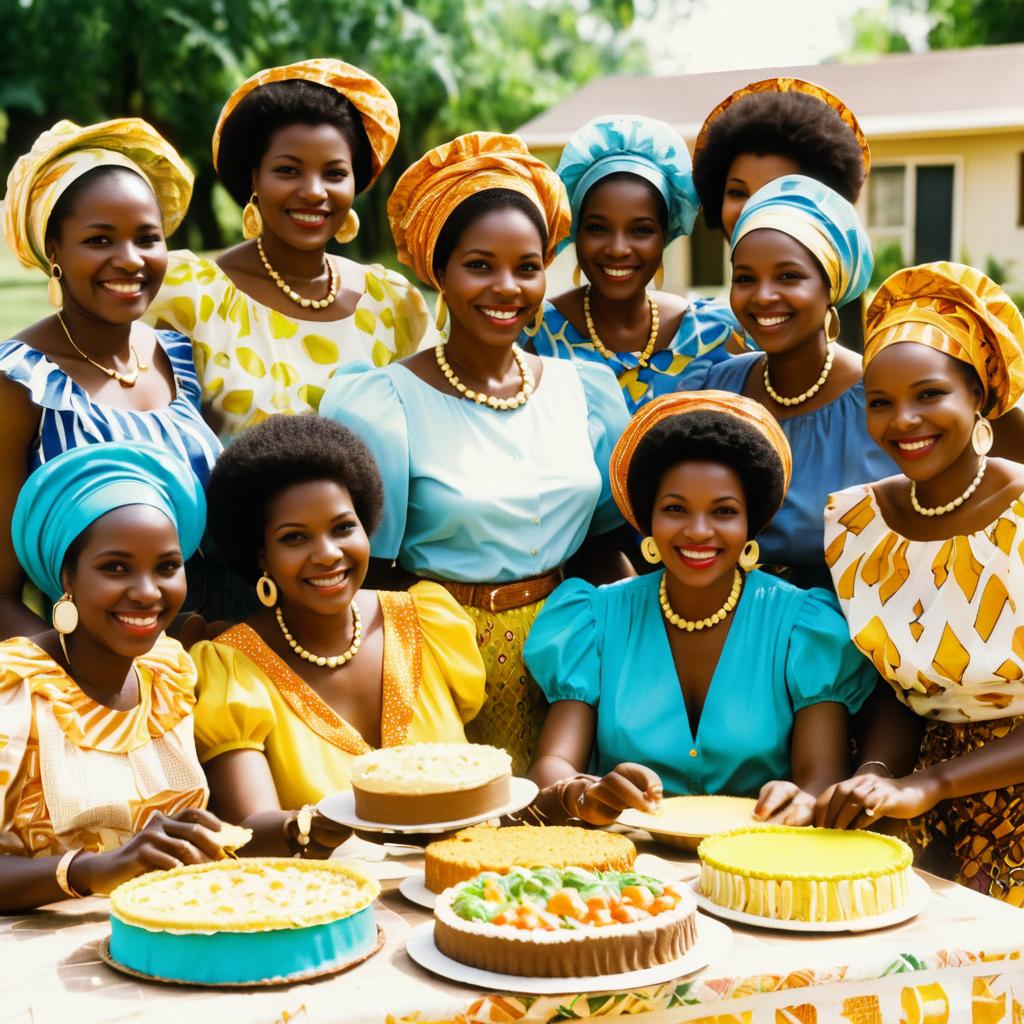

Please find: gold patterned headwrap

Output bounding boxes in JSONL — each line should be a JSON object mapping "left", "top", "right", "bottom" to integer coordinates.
{"left": 387, "top": 132, "right": 571, "bottom": 291}
{"left": 212, "top": 59, "right": 400, "bottom": 191}
{"left": 864, "top": 262, "right": 1024, "bottom": 419}
{"left": 2, "top": 119, "right": 193, "bottom": 273}
{"left": 609, "top": 391, "right": 793, "bottom": 532}
{"left": 693, "top": 77, "right": 871, "bottom": 174}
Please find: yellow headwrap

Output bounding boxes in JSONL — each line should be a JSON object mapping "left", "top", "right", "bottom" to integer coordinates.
{"left": 387, "top": 132, "right": 571, "bottom": 291}
{"left": 212, "top": 58, "right": 399, "bottom": 192}
{"left": 609, "top": 391, "right": 793, "bottom": 532}
{"left": 865, "top": 262, "right": 1024, "bottom": 419}
{"left": 2, "top": 118, "right": 193, "bottom": 273}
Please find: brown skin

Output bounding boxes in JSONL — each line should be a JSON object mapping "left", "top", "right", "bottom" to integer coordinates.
{"left": 0, "top": 171, "right": 181, "bottom": 640}
{"left": 816, "top": 342, "right": 1024, "bottom": 829}
{"left": 720, "top": 152, "right": 802, "bottom": 240}
{"left": 530, "top": 460, "right": 852, "bottom": 825}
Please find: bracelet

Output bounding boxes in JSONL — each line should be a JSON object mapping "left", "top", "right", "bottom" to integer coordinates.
{"left": 56, "top": 848, "right": 85, "bottom": 898}
{"left": 857, "top": 760, "right": 893, "bottom": 778}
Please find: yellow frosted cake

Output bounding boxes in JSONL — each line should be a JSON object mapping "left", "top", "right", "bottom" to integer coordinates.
{"left": 698, "top": 826, "right": 913, "bottom": 924}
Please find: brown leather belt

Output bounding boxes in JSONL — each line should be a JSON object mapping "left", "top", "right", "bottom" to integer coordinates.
{"left": 436, "top": 567, "right": 564, "bottom": 613}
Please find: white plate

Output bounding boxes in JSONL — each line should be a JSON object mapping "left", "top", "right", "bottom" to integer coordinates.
{"left": 399, "top": 873, "right": 438, "bottom": 909}
{"left": 318, "top": 777, "right": 539, "bottom": 834}
{"left": 405, "top": 914, "right": 731, "bottom": 995}
{"left": 687, "top": 872, "right": 930, "bottom": 933}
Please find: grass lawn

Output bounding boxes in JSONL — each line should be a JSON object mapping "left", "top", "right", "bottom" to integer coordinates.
{"left": 0, "top": 247, "right": 49, "bottom": 338}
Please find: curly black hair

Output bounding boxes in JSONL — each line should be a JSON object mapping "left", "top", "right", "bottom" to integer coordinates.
{"left": 45, "top": 165, "right": 150, "bottom": 243}
{"left": 216, "top": 79, "right": 373, "bottom": 207}
{"left": 432, "top": 188, "right": 548, "bottom": 277}
{"left": 693, "top": 91, "right": 866, "bottom": 231}
{"left": 206, "top": 415, "right": 384, "bottom": 584}
{"left": 579, "top": 171, "right": 669, "bottom": 235}
{"left": 626, "top": 410, "right": 786, "bottom": 537}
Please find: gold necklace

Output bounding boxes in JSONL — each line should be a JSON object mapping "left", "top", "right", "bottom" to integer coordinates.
{"left": 257, "top": 236, "right": 339, "bottom": 310}
{"left": 659, "top": 570, "right": 742, "bottom": 632}
{"left": 435, "top": 343, "right": 534, "bottom": 410}
{"left": 583, "top": 286, "right": 660, "bottom": 367}
{"left": 57, "top": 313, "right": 147, "bottom": 388}
{"left": 275, "top": 603, "right": 361, "bottom": 668}
{"left": 910, "top": 457, "right": 988, "bottom": 517}
{"left": 763, "top": 344, "right": 835, "bottom": 407}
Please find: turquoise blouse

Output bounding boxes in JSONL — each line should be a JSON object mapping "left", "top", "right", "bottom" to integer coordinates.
{"left": 320, "top": 357, "right": 629, "bottom": 584}
{"left": 523, "top": 570, "right": 876, "bottom": 797}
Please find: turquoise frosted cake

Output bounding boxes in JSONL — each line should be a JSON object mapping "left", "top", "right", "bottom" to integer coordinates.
{"left": 109, "top": 858, "right": 379, "bottom": 985}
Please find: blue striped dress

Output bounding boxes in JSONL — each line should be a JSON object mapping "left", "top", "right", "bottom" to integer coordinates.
{"left": 0, "top": 330, "right": 221, "bottom": 485}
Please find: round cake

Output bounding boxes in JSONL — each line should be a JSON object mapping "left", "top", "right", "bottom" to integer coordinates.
{"left": 425, "top": 825, "right": 636, "bottom": 893}
{"left": 351, "top": 742, "right": 512, "bottom": 825}
{"left": 433, "top": 866, "right": 697, "bottom": 977}
{"left": 109, "top": 858, "right": 380, "bottom": 985}
{"left": 698, "top": 826, "right": 913, "bottom": 924}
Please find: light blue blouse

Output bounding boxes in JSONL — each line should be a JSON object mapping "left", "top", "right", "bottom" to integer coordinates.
{"left": 320, "top": 357, "right": 629, "bottom": 583}
{"left": 678, "top": 353, "right": 897, "bottom": 590}
{"left": 523, "top": 570, "right": 876, "bottom": 797}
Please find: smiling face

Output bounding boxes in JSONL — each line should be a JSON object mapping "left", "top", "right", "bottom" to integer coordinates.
{"left": 721, "top": 151, "right": 801, "bottom": 239}
{"left": 62, "top": 505, "right": 186, "bottom": 658}
{"left": 864, "top": 343, "right": 984, "bottom": 480}
{"left": 252, "top": 122, "right": 356, "bottom": 250}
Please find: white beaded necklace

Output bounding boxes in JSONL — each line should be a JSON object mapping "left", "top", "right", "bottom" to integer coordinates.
{"left": 910, "top": 457, "right": 988, "bottom": 517}
{"left": 275, "top": 603, "right": 361, "bottom": 668}
{"left": 434, "top": 343, "right": 534, "bottom": 410}
{"left": 763, "top": 344, "right": 835, "bottom": 407}
{"left": 257, "top": 236, "right": 339, "bottom": 310}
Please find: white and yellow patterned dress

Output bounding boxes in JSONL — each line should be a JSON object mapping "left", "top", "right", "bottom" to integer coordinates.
{"left": 148, "top": 250, "right": 429, "bottom": 441}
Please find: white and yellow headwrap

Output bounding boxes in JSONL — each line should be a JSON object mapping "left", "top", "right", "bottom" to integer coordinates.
{"left": 2, "top": 118, "right": 193, "bottom": 273}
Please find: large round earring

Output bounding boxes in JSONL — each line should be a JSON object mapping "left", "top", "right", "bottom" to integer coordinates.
{"left": 572, "top": 263, "right": 583, "bottom": 288}
{"left": 242, "top": 193, "right": 263, "bottom": 240}
{"left": 256, "top": 574, "right": 278, "bottom": 607}
{"left": 823, "top": 305, "right": 841, "bottom": 343}
{"left": 738, "top": 540, "right": 760, "bottom": 572}
{"left": 434, "top": 293, "right": 448, "bottom": 332}
{"left": 640, "top": 536, "right": 661, "bottom": 564}
{"left": 653, "top": 262, "right": 665, "bottom": 290}
{"left": 52, "top": 593, "right": 79, "bottom": 634}
{"left": 972, "top": 414, "right": 994, "bottom": 456}
{"left": 48, "top": 263, "right": 64, "bottom": 308}
{"left": 335, "top": 209, "right": 359, "bottom": 244}
{"left": 529, "top": 304, "right": 545, "bottom": 334}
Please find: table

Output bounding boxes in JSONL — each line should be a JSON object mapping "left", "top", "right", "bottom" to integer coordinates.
{"left": 3, "top": 838, "right": 1022, "bottom": 1024}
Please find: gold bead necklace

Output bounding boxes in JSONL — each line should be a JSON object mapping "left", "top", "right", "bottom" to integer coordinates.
{"left": 659, "top": 569, "right": 742, "bottom": 632}
{"left": 57, "top": 313, "right": 147, "bottom": 388}
{"left": 763, "top": 344, "right": 835, "bottom": 407}
{"left": 434, "top": 343, "right": 534, "bottom": 410}
{"left": 275, "top": 603, "right": 361, "bottom": 668}
{"left": 583, "top": 285, "right": 660, "bottom": 367}
{"left": 257, "top": 236, "right": 339, "bottom": 310}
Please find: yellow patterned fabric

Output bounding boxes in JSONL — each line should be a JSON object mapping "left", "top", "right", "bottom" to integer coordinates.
{"left": 2, "top": 118, "right": 193, "bottom": 273}
{"left": 0, "top": 635, "right": 208, "bottom": 858}
{"left": 824, "top": 484, "right": 1024, "bottom": 722}
{"left": 864, "top": 262, "right": 1024, "bottom": 418}
{"left": 387, "top": 132, "right": 571, "bottom": 291}
{"left": 147, "top": 250, "right": 428, "bottom": 440}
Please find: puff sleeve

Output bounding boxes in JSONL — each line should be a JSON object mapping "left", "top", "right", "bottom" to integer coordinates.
{"left": 0, "top": 661, "right": 31, "bottom": 852}
{"left": 576, "top": 361, "right": 630, "bottom": 536}
{"left": 378, "top": 266, "right": 432, "bottom": 357}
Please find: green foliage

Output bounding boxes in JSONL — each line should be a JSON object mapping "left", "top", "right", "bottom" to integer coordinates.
{"left": 871, "top": 241, "right": 906, "bottom": 289}
{"left": 984, "top": 254, "right": 1013, "bottom": 286}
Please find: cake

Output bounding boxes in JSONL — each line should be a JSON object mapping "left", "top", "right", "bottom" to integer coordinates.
{"left": 698, "top": 826, "right": 913, "bottom": 924}
{"left": 623, "top": 795, "right": 757, "bottom": 850}
{"left": 350, "top": 742, "right": 512, "bottom": 825}
{"left": 433, "top": 866, "right": 697, "bottom": 977}
{"left": 425, "top": 825, "right": 636, "bottom": 893}
{"left": 109, "top": 858, "right": 380, "bottom": 985}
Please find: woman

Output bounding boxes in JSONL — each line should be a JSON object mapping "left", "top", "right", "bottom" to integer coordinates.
{"left": 526, "top": 115, "right": 743, "bottom": 413}
{"left": 0, "top": 119, "right": 221, "bottom": 638}
{"left": 149, "top": 58, "right": 428, "bottom": 443}
{"left": 322, "top": 133, "right": 631, "bottom": 774}
{"left": 679, "top": 175, "right": 896, "bottom": 589}
{"left": 191, "top": 415, "right": 486, "bottom": 845}
{"left": 0, "top": 443, "right": 227, "bottom": 912}
{"left": 818, "top": 263, "right": 1024, "bottom": 906}
{"left": 524, "top": 391, "right": 877, "bottom": 822}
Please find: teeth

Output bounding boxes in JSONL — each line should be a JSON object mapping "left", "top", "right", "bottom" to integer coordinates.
{"left": 103, "top": 282, "right": 143, "bottom": 294}
{"left": 897, "top": 439, "right": 935, "bottom": 451}
{"left": 290, "top": 212, "right": 326, "bottom": 223}
{"left": 308, "top": 572, "right": 347, "bottom": 588}
{"left": 115, "top": 613, "right": 159, "bottom": 626}
{"left": 755, "top": 315, "right": 791, "bottom": 327}
{"left": 481, "top": 309, "right": 519, "bottom": 320}
{"left": 680, "top": 548, "right": 717, "bottom": 560}
{"left": 602, "top": 268, "right": 634, "bottom": 278}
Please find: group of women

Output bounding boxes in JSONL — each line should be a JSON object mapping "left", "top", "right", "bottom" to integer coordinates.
{"left": 0, "top": 57, "right": 1022, "bottom": 915}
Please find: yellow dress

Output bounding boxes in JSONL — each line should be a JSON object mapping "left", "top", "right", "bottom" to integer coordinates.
{"left": 191, "top": 583, "right": 486, "bottom": 809}
{"left": 148, "top": 250, "right": 430, "bottom": 440}
{"left": 0, "top": 636, "right": 208, "bottom": 858}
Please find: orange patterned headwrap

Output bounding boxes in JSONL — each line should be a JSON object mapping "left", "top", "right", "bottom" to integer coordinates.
{"left": 387, "top": 132, "right": 571, "bottom": 291}
{"left": 865, "top": 262, "right": 1024, "bottom": 419}
{"left": 609, "top": 391, "right": 793, "bottom": 531}
{"left": 212, "top": 59, "right": 399, "bottom": 191}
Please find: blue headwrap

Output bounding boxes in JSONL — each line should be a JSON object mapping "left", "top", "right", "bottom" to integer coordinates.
{"left": 556, "top": 115, "right": 700, "bottom": 251}
{"left": 12, "top": 443, "right": 206, "bottom": 601}
{"left": 730, "top": 174, "right": 873, "bottom": 307}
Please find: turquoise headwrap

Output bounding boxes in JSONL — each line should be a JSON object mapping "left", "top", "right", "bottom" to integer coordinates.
{"left": 730, "top": 174, "right": 873, "bottom": 307}
{"left": 12, "top": 443, "right": 206, "bottom": 602}
{"left": 556, "top": 115, "right": 700, "bottom": 251}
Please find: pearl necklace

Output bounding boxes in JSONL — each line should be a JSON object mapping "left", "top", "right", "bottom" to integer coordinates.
{"left": 275, "top": 603, "right": 361, "bottom": 668}
{"left": 910, "top": 457, "right": 988, "bottom": 517}
{"left": 57, "top": 313, "right": 147, "bottom": 388}
{"left": 763, "top": 344, "right": 835, "bottom": 407}
{"left": 659, "top": 570, "right": 742, "bottom": 632}
{"left": 435, "top": 343, "right": 534, "bottom": 410}
{"left": 583, "top": 286, "right": 660, "bottom": 367}
{"left": 257, "top": 237, "right": 339, "bottom": 310}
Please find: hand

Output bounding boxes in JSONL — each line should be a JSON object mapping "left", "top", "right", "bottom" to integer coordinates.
{"left": 307, "top": 812, "right": 352, "bottom": 855}
{"left": 815, "top": 773, "right": 940, "bottom": 830}
{"left": 574, "top": 763, "right": 663, "bottom": 826}
{"left": 754, "top": 780, "right": 815, "bottom": 825}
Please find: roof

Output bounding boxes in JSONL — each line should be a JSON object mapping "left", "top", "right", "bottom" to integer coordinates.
{"left": 518, "top": 43, "right": 1024, "bottom": 147}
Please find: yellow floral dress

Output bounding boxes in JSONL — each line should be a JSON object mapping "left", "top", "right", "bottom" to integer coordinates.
{"left": 825, "top": 484, "right": 1024, "bottom": 904}
{"left": 148, "top": 250, "right": 430, "bottom": 440}
{"left": 0, "top": 636, "right": 208, "bottom": 858}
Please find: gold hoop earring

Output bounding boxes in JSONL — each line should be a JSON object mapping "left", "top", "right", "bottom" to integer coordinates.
{"left": 52, "top": 592, "right": 79, "bottom": 634}
{"left": 824, "top": 305, "right": 841, "bottom": 343}
{"left": 738, "top": 540, "right": 760, "bottom": 572}
{"left": 640, "top": 536, "right": 661, "bottom": 564}
{"left": 48, "top": 263, "right": 64, "bottom": 308}
{"left": 242, "top": 193, "right": 263, "bottom": 240}
{"left": 335, "top": 209, "right": 359, "bottom": 244}
{"left": 256, "top": 574, "right": 278, "bottom": 607}
{"left": 972, "top": 414, "right": 994, "bottom": 456}
{"left": 653, "top": 262, "right": 665, "bottom": 290}
{"left": 434, "top": 293, "right": 448, "bottom": 332}
{"left": 572, "top": 263, "right": 583, "bottom": 288}
{"left": 529, "top": 304, "right": 545, "bottom": 334}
